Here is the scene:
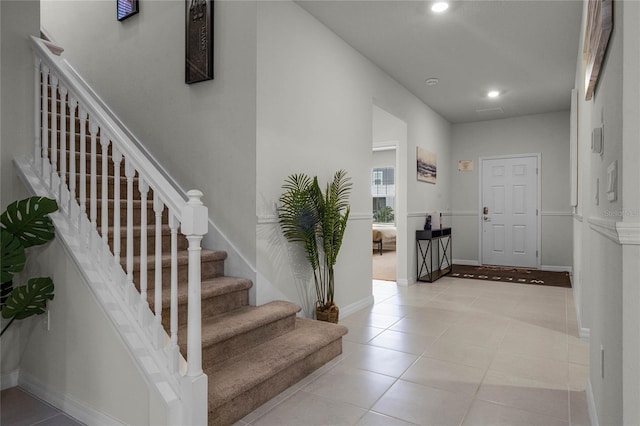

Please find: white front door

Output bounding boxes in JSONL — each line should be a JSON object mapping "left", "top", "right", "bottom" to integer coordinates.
{"left": 481, "top": 155, "right": 539, "bottom": 268}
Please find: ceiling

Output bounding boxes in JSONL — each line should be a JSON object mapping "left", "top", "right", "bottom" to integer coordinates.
{"left": 296, "top": 0, "right": 583, "bottom": 124}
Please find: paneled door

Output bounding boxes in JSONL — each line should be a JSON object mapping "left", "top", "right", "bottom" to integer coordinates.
{"left": 480, "top": 155, "right": 539, "bottom": 268}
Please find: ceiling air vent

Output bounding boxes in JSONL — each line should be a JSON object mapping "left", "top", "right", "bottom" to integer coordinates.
{"left": 475, "top": 107, "right": 504, "bottom": 117}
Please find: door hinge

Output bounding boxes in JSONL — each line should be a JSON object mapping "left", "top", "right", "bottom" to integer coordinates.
{"left": 536, "top": 168, "right": 539, "bottom": 175}
{"left": 536, "top": 209, "right": 539, "bottom": 216}
{"left": 536, "top": 250, "right": 539, "bottom": 257}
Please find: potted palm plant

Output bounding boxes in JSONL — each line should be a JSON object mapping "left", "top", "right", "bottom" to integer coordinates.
{"left": 1, "top": 196, "right": 57, "bottom": 336}
{"left": 278, "top": 170, "right": 351, "bottom": 323}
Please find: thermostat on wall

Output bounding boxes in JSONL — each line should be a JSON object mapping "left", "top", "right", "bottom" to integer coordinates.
{"left": 591, "top": 126, "right": 603, "bottom": 154}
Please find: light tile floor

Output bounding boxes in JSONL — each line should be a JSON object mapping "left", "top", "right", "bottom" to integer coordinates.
{"left": 238, "top": 277, "right": 591, "bottom": 426}
{"left": 0, "top": 387, "right": 84, "bottom": 426}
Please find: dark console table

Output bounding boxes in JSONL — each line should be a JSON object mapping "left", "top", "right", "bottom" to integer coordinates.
{"left": 416, "top": 228, "right": 452, "bottom": 282}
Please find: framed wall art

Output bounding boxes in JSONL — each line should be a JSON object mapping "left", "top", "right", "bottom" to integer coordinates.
{"left": 186, "top": 0, "right": 214, "bottom": 84}
{"left": 417, "top": 147, "right": 437, "bottom": 184}
{"left": 117, "top": 0, "right": 139, "bottom": 21}
{"left": 583, "top": 0, "right": 613, "bottom": 100}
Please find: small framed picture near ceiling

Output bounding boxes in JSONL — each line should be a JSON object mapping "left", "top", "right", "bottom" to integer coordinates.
{"left": 417, "top": 147, "right": 437, "bottom": 184}
{"left": 583, "top": 0, "right": 613, "bottom": 100}
{"left": 185, "top": 0, "right": 214, "bottom": 84}
{"left": 117, "top": 0, "right": 138, "bottom": 21}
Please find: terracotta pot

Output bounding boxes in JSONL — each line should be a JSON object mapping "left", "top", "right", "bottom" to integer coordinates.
{"left": 315, "top": 303, "right": 339, "bottom": 323}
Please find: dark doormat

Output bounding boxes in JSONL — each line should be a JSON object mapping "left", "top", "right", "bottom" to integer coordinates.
{"left": 451, "top": 264, "right": 571, "bottom": 288}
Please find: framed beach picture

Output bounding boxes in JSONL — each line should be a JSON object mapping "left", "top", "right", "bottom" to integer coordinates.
{"left": 185, "top": 0, "right": 214, "bottom": 84}
{"left": 117, "top": 0, "right": 139, "bottom": 21}
{"left": 417, "top": 147, "right": 437, "bottom": 184}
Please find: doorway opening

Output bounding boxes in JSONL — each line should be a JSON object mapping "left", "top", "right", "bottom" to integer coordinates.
{"left": 371, "top": 104, "right": 407, "bottom": 284}
{"left": 372, "top": 152, "right": 397, "bottom": 281}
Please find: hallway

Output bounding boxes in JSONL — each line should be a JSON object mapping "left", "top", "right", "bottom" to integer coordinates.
{"left": 236, "top": 278, "right": 590, "bottom": 425}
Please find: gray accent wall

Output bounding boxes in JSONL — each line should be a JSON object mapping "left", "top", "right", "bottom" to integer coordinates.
{"left": 451, "top": 111, "right": 572, "bottom": 268}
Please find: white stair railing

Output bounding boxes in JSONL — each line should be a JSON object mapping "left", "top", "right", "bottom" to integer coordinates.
{"left": 31, "top": 36, "right": 207, "bottom": 425}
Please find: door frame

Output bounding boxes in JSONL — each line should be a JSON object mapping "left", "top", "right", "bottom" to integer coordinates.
{"left": 478, "top": 153, "right": 542, "bottom": 269}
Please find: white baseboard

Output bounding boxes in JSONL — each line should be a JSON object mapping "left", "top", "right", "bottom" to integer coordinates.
{"left": 572, "top": 285, "right": 590, "bottom": 340}
{"left": 396, "top": 278, "right": 412, "bottom": 286}
{"left": 541, "top": 265, "right": 573, "bottom": 273}
{"left": 0, "top": 370, "right": 19, "bottom": 391}
{"left": 340, "top": 295, "right": 374, "bottom": 319}
{"left": 453, "top": 259, "right": 479, "bottom": 266}
{"left": 19, "top": 371, "right": 123, "bottom": 426}
{"left": 586, "top": 379, "right": 599, "bottom": 426}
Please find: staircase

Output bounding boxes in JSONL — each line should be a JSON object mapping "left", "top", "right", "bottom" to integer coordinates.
{"left": 28, "top": 36, "right": 347, "bottom": 425}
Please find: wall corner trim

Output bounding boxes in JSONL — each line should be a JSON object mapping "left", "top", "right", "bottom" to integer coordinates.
{"left": 587, "top": 216, "right": 620, "bottom": 244}
{"left": 616, "top": 222, "right": 640, "bottom": 245}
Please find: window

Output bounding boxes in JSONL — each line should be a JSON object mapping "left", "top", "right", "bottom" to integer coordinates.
{"left": 372, "top": 167, "right": 395, "bottom": 223}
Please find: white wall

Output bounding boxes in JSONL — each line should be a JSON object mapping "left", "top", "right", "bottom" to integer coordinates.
{"left": 0, "top": 0, "right": 40, "bottom": 385}
{"left": 255, "top": 1, "right": 451, "bottom": 314}
{"left": 451, "top": 111, "right": 572, "bottom": 268}
{"left": 41, "top": 0, "right": 258, "bottom": 268}
{"left": 372, "top": 149, "right": 395, "bottom": 169}
{"left": 571, "top": 1, "right": 632, "bottom": 425}
{"left": 18, "top": 237, "right": 166, "bottom": 425}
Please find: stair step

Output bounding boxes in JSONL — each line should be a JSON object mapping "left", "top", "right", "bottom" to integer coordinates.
{"left": 93, "top": 198, "right": 168, "bottom": 226}
{"left": 107, "top": 224, "right": 186, "bottom": 256}
{"left": 189, "top": 301, "right": 300, "bottom": 369}
{"left": 131, "top": 249, "right": 227, "bottom": 290}
{"left": 65, "top": 174, "right": 142, "bottom": 201}
{"left": 206, "top": 318, "right": 348, "bottom": 425}
{"left": 159, "top": 276, "right": 251, "bottom": 327}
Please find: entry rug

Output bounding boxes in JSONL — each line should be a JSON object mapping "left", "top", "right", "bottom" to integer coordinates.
{"left": 451, "top": 264, "right": 571, "bottom": 288}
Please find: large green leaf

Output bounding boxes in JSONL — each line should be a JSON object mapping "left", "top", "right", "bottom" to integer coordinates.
{"left": 0, "top": 197, "right": 58, "bottom": 248}
{"left": 1, "top": 229, "right": 25, "bottom": 282}
{"left": 2, "top": 277, "right": 54, "bottom": 320}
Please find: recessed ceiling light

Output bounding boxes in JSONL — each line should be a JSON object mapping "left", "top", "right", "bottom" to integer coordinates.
{"left": 425, "top": 78, "right": 439, "bottom": 86}
{"left": 487, "top": 90, "right": 500, "bottom": 98}
{"left": 431, "top": 2, "right": 449, "bottom": 13}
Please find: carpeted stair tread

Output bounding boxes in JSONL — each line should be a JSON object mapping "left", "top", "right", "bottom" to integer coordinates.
{"left": 108, "top": 223, "right": 171, "bottom": 238}
{"left": 128, "top": 249, "right": 227, "bottom": 269}
{"left": 207, "top": 318, "right": 348, "bottom": 409}
{"left": 161, "top": 276, "right": 252, "bottom": 307}
{"left": 196, "top": 301, "right": 300, "bottom": 346}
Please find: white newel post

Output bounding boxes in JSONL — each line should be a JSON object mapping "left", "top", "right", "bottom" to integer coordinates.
{"left": 181, "top": 189, "right": 208, "bottom": 426}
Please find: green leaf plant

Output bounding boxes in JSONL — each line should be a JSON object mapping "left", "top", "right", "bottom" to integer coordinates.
{"left": 278, "top": 170, "right": 351, "bottom": 313}
{"left": 0, "top": 197, "right": 58, "bottom": 337}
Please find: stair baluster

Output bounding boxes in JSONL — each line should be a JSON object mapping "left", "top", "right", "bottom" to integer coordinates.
{"left": 58, "top": 85, "right": 68, "bottom": 215}
{"left": 125, "top": 159, "right": 136, "bottom": 302}
{"left": 112, "top": 146, "right": 123, "bottom": 280}
{"left": 153, "top": 194, "right": 164, "bottom": 349}
{"left": 78, "top": 108, "right": 87, "bottom": 236}
{"left": 169, "top": 213, "right": 179, "bottom": 373}
{"left": 68, "top": 96, "right": 78, "bottom": 220}
{"left": 41, "top": 65, "right": 50, "bottom": 180}
{"left": 89, "top": 121, "right": 99, "bottom": 253}
{"left": 34, "top": 58, "right": 42, "bottom": 174}
{"left": 138, "top": 177, "right": 149, "bottom": 325}
{"left": 50, "top": 76, "right": 58, "bottom": 190}
{"left": 100, "top": 134, "right": 111, "bottom": 263}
